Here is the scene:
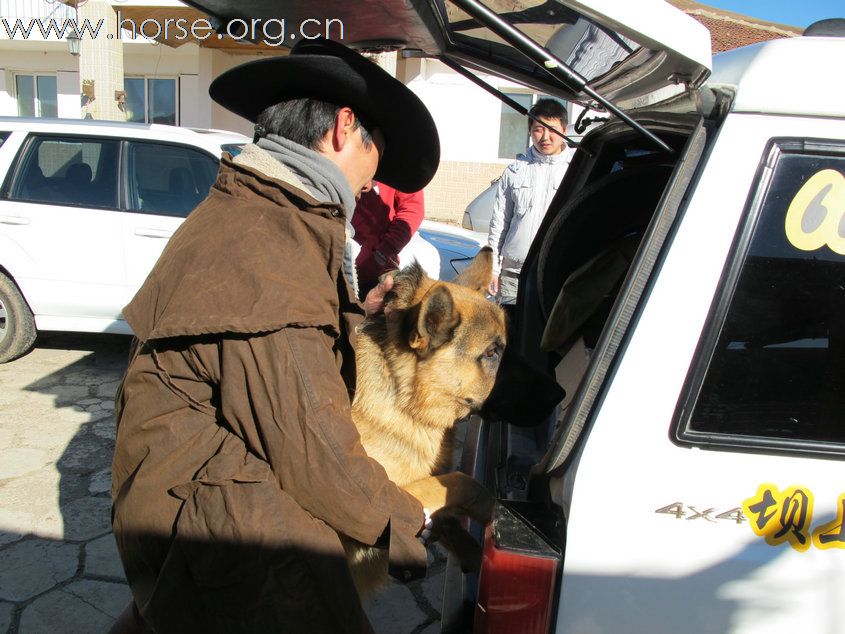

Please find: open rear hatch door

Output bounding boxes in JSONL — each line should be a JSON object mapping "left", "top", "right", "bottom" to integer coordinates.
{"left": 180, "top": 0, "right": 711, "bottom": 109}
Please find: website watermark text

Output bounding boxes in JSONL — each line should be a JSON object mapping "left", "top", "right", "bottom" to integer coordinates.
{"left": 1, "top": 14, "right": 344, "bottom": 47}
{"left": 2, "top": 17, "right": 103, "bottom": 41}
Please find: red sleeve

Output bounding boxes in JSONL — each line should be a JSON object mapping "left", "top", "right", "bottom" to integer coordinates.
{"left": 375, "top": 186, "right": 425, "bottom": 261}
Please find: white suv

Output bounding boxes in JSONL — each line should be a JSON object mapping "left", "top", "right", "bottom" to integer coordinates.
{"left": 436, "top": 8, "right": 845, "bottom": 634}
{"left": 0, "top": 118, "right": 484, "bottom": 363}
{"left": 0, "top": 118, "right": 249, "bottom": 362}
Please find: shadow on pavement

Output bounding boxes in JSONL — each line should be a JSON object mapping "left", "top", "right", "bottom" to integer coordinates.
{"left": 0, "top": 333, "right": 132, "bottom": 633}
{"left": 2, "top": 333, "right": 445, "bottom": 634}
{"left": 33, "top": 332, "right": 132, "bottom": 355}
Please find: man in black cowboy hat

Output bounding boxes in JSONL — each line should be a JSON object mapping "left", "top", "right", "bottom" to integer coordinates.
{"left": 110, "top": 39, "right": 440, "bottom": 633}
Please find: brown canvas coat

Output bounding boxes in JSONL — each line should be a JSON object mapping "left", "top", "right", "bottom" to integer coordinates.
{"left": 111, "top": 155, "right": 426, "bottom": 633}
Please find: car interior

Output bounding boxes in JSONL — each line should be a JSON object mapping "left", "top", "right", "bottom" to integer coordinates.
{"left": 129, "top": 142, "right": 217, "bottom": 217}
{"left": 9, "top": 137, "right": 120, "bottom": 208}
{"left": 485, "top": 114, "right": 702, "bottom": 476}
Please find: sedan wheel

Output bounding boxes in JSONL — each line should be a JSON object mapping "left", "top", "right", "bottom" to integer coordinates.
{"left": 0, "top": 273, "right": 37, "bottom": 363}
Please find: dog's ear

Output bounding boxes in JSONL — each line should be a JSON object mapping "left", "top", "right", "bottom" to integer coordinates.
{"left": 454, "top": 246, "right": 494, "bottom": 293}
{"left": 409, "top": 285, "right": 461, "bottom": 356}
{"left": 385, "top": 262, "right": 427, "bottom": 311}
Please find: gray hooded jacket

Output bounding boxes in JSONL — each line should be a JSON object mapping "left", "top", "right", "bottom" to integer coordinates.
{"left": 487, "top": 144, "right": 573, "bottom": 276}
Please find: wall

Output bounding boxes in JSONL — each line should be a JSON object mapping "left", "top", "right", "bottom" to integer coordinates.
{"left": 77, "top": 0, "right": 124, "bottom": 120}
{"left": 56, "top": 70, "right": 79, "bottom": 117}
{"left": 401, "top": 58, "right": 584, "bottom": 224}
{"left": 424, "top": 160, "right": 503, "bottom": 225}
{"left": 207, "top": 50, "right": 258, "bottom": 136}
{"left": 399, "top": 58, "right": 522, "bottom": 224}
{"left": 406, "top": 59, "right": 505, "bottom": 163}
{"left": 122, "top": 39, "right": 199, "bottom": 76}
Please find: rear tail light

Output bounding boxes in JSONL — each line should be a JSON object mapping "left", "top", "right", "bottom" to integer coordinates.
{"left": 474, "top": 504, "right": 561, "bottom": 634}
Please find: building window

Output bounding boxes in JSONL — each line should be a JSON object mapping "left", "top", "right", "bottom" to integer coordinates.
{"left": 16, "top": 75, "right": 58, "bottom": 118}
{"left": 498, "top": 93, "right": 533, "bottom": 160}
{"left": 497, "top": 93, "right": 568, "bottom": 160}
{"left": 124, "top": 77, "right": 177, "bottom": 125}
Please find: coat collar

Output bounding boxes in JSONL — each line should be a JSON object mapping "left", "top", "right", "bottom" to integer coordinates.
{"left": 218, "top": 152, "right": 346, "bottom": 222}
{"left": 232, "top": 144, "right": 311, "bottom": 194}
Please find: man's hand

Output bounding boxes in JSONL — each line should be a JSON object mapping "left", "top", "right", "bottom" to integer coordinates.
{"left": 363, "top": 273, "right": 395, "bottom": 317}
{"left": 488, "top": 274, "right": 499, "bottom": 297}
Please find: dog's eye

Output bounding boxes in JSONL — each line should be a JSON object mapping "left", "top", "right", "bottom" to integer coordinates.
{"left": 482, "top": 345, "right": 499, "bottom": 360}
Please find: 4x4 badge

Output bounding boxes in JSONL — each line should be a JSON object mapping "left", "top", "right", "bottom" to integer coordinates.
{"left": 655, "top": 502, "right": 746, "bottom": 524}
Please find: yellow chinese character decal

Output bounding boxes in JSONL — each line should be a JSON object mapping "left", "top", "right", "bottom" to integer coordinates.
{"left": 784, "top": 169, "right": 845, "bottom": 256}
{"left": 813, "top": 494, "right": 845, "bottom": 551}
{"left": 743, "top": 484, "right": 814, "bottom": 552}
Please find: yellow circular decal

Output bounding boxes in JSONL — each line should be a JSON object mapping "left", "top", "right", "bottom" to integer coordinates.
{"left": 784, "top": 169, "right": 845, "bottom": 255}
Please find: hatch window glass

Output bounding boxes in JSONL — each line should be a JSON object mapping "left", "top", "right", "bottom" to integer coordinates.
{"left": 442, "top": 1, "right": 636, "bottom": 89}
{"left": 683, "top": 143, "right": 845, "bottom": 447}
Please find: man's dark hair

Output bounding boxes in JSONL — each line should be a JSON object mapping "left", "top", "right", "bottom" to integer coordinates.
{"left": 255, "top": 98, "right": 373, "bottom": 150}
{"left": 527, "top": 98, "right": 567, "bottom": 129}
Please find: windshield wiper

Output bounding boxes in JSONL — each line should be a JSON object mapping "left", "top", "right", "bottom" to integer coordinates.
{"left": 447, "top": 0, "right": 674, "bottom": 155}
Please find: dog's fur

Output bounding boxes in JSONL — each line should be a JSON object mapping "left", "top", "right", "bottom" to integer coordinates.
{"left": 344, "top": 247, "right": 505, "bottom": 597}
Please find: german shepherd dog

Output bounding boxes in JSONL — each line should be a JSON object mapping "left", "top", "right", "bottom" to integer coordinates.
{"left": 345, "top": 246, "right": 505, "bottom": 596}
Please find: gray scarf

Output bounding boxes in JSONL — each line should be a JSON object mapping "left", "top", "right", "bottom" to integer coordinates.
{"left": 256, "top": 134, "right": 360, "bottom": 295}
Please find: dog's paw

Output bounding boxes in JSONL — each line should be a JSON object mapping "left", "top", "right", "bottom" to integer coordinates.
{"left": 466, "top": 486, "right": 495, "bottom": 525}
{"left": 432, "top": 515, "right": 484, "bottom": 573}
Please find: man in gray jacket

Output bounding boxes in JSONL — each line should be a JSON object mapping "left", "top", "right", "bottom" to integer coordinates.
{"left": 488, "top": 98, "right": 573, "bottom": 304}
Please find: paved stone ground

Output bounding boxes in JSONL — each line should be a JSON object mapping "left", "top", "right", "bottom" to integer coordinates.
{"left": 0, "top": 333, "right": 448, "bottom": 634}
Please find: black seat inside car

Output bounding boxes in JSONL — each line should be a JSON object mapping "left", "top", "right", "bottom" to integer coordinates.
{"left": 536, "top": 164, "right": 673, "bottom": 351}
{"left": 168, "top": 167, "right": 201, "bottom": 214}
{"left": 65, "top": 162, "right": 92, "bottom": 185}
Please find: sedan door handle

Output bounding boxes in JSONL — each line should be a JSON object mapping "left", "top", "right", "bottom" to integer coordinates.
{"left": 0, "top": 215, "right": 31, "bottom": 225}
{"left": 134, "top": 228, "right": 173, "bottom": 239}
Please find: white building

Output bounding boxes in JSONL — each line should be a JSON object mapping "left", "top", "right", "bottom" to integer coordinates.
{"left": 0, "top": 0, "right": 571, "bottom": 220}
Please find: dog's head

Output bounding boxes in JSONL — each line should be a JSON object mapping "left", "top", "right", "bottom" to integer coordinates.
{"left": 384, "top": 247, "right": 506, "bottom": 417}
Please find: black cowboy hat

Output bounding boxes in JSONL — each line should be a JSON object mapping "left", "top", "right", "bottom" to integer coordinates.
{"left": 209, "top": 38, "right": 440, "bottom": 193}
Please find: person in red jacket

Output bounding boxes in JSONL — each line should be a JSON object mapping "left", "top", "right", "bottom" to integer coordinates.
{"left": 352, "top": 180, "right": 425, "bottom": 298}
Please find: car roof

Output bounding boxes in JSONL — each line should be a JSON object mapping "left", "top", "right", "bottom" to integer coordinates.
{"left": 708, "top": 36, "right": 845, "bottom": 118}
{"left": 0, "top": 117, "right": 249, "bottom": 151}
